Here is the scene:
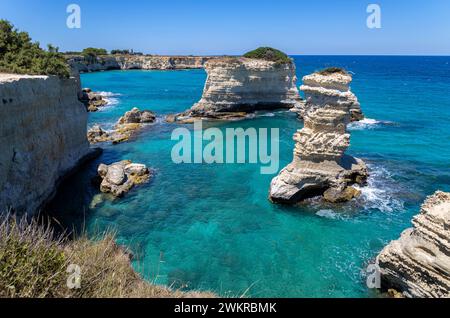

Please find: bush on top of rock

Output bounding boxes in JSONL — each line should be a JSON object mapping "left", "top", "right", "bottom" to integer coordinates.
{"left": 243, "top": 47, "right": 292, "bottom": 64}
{"left": 317, "top": 67, "right": 348, "bottom": 76}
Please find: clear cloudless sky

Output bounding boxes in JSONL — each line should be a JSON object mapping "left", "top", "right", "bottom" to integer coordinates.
{"left": 1, "top": 0, "right": 449, "bottom": 55}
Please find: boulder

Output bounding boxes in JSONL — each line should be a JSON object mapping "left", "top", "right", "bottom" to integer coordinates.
{"left": 98, "top": 160, "right": 151, "bottom": 197}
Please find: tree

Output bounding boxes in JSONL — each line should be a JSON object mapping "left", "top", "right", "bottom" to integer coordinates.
{"left": 0, "top": 20, "right": 70, "bottom": 78}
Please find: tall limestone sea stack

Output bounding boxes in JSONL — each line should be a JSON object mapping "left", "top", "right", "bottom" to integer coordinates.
{"left": 269, "top": 68, "right": 368, "bottom": 204}
{"left": 170, "top": 47, "right": 302, "bottom": 123}
{"left": 376, "top": 191, "right": 450, "bottom": 298}
{"left": 291, "top": 67, "right": 364, "bottom": 122}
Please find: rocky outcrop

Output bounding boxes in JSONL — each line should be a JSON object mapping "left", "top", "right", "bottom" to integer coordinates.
{"left": 169, "top": 57, "right": 302, "bottom": 123}
{"left": 269, "top": 70, "right": 368, "bottom": 204}
{"left": 376, "top": 191, "right": 450, "bottom": 298}
{"left": 0, "top": 74, "right": 94, "bottom": 215}
{"left": 87, "top": 108, "right": 156, "bottom": 145}
{"left": 97, "top": 160, "right": 151, "bottom": 197}
{"left": 291, "top": 70, "right": 364, "bottom": 122}
{"left": 67, "top": 55, "right": 212, "bottom": 73}
{"left": 79, "top": 88, "right": 108, "bottom": 112}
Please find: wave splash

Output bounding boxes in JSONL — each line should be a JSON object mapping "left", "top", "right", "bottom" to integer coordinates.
{"left": 354, "top": 164, "right": 404, "bottom": 213}
{"left": 98, "top": 91, "right": 122, "bottom": 107}
{"left": 348, "top": 118, "right": 393, "bottom": 131}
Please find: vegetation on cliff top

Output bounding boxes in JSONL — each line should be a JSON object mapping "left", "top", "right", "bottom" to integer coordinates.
{"left": 0, "top": 214, "right": 215, "bottom": 298}
{"left": 0, "top": 20, "right": 70, "bottom": 78}
{"left": 317, "top": 67, "right": 348, "bottom": 75}
{"left": 243, "top": 47, "right": 292, "bottom": 64}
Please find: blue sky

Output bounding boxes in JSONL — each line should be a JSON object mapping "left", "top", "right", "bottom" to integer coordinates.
{"left": 1, "top": 0, "right": 449, "bottom": 55}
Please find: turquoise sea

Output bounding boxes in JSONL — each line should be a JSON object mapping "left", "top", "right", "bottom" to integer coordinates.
{"left": 46, "top": 56, "right": 450, "bottom": 297}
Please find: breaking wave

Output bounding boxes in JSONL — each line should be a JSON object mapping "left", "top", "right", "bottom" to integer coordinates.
{"left": 348, "top": 118, "right": 393, "bottom": 131}
{"left": 354, "top": 164, "right": 404, "bottom": 213}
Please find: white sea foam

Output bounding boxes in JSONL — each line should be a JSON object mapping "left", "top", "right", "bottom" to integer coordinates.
{"left": 316, "top": 209, "right": 341, "bottom": 220}
{"left": 354, "top": 164, "right": 404, "bottom": 213}
{"left": 97, "top": 91, "right": 122, "bottom": 107}
{"left": 348, "top": 118, "right": 383, "bottom": 130}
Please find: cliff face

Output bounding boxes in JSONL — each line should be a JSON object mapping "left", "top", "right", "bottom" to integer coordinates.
{"left": 170, "top": 57, "right": 302, "bottom": 122}
{"left": 376, "top": 191, "right": 450, "bottom": 298}
{"left": 269, "top": 71, "right": 367, "bottom": 204}
{"left": 67, "top": 55, "right": 211, "bottom": 73}
{"left": 0, "top": 74, "right": 92, "bottom": 214}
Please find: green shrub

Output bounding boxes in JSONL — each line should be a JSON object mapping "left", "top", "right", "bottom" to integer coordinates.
{"left": 243, "top": 47, "right": 291, "bottom": 64}
{"left": 317, "top": 67, "right": 348, "bottom": 75}
{"left": 0, "top": 20, "right": 70, "bottom": 78}
{"left": 82, "top": 47, "right": 108, "bottom": 57}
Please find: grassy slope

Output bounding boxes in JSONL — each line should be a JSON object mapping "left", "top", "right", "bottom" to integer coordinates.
{"left": 0, "top": 215, "right": 215, "bottom": 298}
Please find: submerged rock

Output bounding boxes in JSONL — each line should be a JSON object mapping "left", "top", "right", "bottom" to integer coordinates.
{"left": 269, "top": 69, "right": 368, "bottom": 204}
{"left": 292, "top": 68, "right": 364, "bottom": 122}
{"left": 98, "top": 160, "right": 151, "bottom": 197}
{"left": 376, "top": 191, "right": 450, "bottom": 298}
{"left": 170, "top": 54, "right": 302, "bottom": 123}
{"left": 87, "top": 108, "right": 156, "bottom": 145}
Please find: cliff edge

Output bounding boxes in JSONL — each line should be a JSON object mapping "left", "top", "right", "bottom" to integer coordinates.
{"left": 0, "top": 74, "right": 94, "bottom": 214}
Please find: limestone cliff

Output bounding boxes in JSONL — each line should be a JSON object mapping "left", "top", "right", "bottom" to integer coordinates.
{"left": 376, "top": 191, "right": 450, "bottom": 298}
{"left": 170, "top": 57, "right": 302, "bottom": 122}
{"left": 291, "top": 70, "right": 364, "bottom": 122}
{"left": 269, "top": 70, "right": 368, "bottom": 204}
{"left": 67, "top": 55, "right": 212, "bottom": 73}
{"left": 0, "top": 74, "right": 94, "bottom": 214}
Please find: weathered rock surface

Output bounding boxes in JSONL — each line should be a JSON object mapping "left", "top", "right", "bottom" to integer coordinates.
{"left": 67, "top": 55, "right": 212, "bottom": 73}
{"left": 376, "top": 191, "right": 450, "bottom": 298}
{"left": 98, "top": 160, "right": 151, "bottom": 197}
{"left": 292, "top": 70, "right": 364, "bottom": 122}
{"left": 170, "top": 57, "right": 302, "bottom": 123}
{"left": 269, "top": 71, "right": 368, "bottom": 204}
{"left": 0, "top": 74, "right": 94, "bottom": 214}
{"left": 87, "top": 108, "right": 156, "bottom": 145}
{"left": 78, "top": 88, "right": 108, "bottom": 112}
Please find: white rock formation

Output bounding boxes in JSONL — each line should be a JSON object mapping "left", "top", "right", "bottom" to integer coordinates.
{"left": 98, "top": 160, "right": 151, "bottom": 197}
{"left": 269, "top": 70, "right": 368, "bottom": 204}
{"left": 171, "top": 57, "right": 302, "bottom": 122}
{"left": 0, "top": 74, "right": 94, "bottom": 214}
{"left": 292, "top": 70, "right": 364, "bottom": 122}
{"left": 376, "top": 191, "right": 450, "bottom": 298}
{"left": 67, "top": 55, "right": 211, "bottom": 73}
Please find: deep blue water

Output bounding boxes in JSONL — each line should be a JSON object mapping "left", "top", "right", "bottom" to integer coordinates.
{"left": 47, "top": 56, "right": 450, "bottom": 297}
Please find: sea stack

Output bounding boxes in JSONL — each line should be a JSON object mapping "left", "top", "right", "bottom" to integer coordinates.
{"left": 269, "top": 68, "right": 368, "bottom": 204}
{"left": 170, "top": 47, "right": 302, "bottom": 123}
{"left": 376, "top": 191, "right": 450, "bottom": 298}
{"left": 292, "top": 68, "right": 364, "bottom": 122}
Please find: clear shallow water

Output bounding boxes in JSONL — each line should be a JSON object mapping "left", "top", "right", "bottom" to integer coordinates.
{"left": 46, "top": 56, "right": 450, "bottom": 297}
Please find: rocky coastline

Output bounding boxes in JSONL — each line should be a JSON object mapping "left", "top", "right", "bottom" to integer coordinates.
{"left": 269, "top": 69, "right": 368, "bottom": 204}
{"left": 87, "top": 107, "right": 156, "bottom": 144}
{"left": 67, "top": 54, "right": 214, "bottom": 73}
{"left": 376, "top": 191, "right": 450, "bottom": 298}
{"left": 169, "top": 56, "right": 302, "bottom": 123}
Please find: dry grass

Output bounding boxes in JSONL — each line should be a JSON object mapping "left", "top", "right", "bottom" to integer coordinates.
{"left": 0, "top": 214, "right": 215, "bottom": 298}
